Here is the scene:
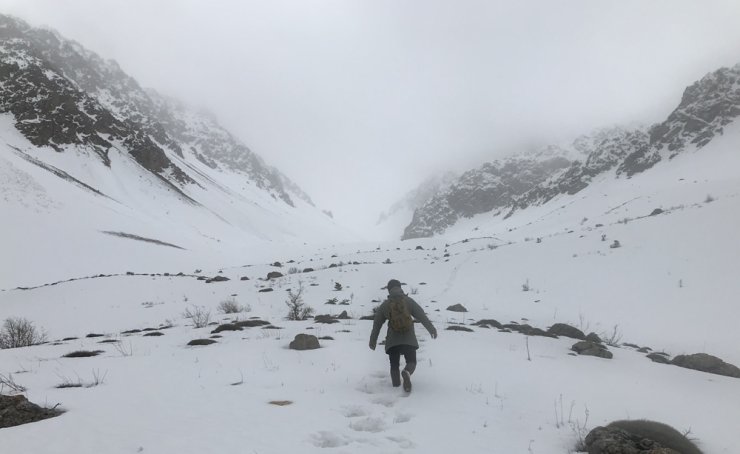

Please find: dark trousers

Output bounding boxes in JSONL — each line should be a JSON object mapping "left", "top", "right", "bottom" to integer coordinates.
{"left": 387, "top": 345, "right": 417, "bottom": 386}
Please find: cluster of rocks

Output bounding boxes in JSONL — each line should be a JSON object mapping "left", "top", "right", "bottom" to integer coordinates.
{"left": 313, "top": 311, "right": 352, "bottom": 324}
{"left": 0, "top": 394, "right": 63, "bottom": 429}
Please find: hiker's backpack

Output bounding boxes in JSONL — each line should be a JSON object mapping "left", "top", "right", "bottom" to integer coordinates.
{"left": 388, "top": 295, "right": 413, "bottom": 332}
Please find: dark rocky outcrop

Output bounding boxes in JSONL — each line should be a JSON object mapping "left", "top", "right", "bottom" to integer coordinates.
{"left": 62, "top": 350, "right": 104, "bottom": 358}
{"left": 585, "top": 419, "right": 703, "bottom": 454}
{"left": 647, "top": 353, "right": 671, "bottom": 364}
{"left": 210, "top": 324, "right": 243, "bottom": 334}
{"left": 187, "top": 339, "right": 217, "bottom": 346}
{"left": 205, "top": 276, "right": 230, "bottom": 283}
{"left": 473, "top": 319, "right": 503, "bottom": 329}
{"left": 234, "top": 320, "right": 271, "bottom": 328}
{"left": 671, "top": 353, "right": 740, "bottom": 378}
{"left": 446, "top": 325, "right": 474, "bottom": 332}
{"left": 289, "top": 334, "right": 320, "bottom": 351}
{"left": 446, "top": 304, "right": 468, "bottom": 312}
{"left": 266, "top": 271, "right": 283, "bottom": 280}
{"left": 503, "top": 323, "right": 557, "bottom": 338}
{"left": 0, "top": 394, "right": 63, "bottom": 429}
{"left": 546, "top": 323, "right": 585, "bottom": 340}
{"left": 314, "top": 314, "right": 340, "bottom": 324}
{"left": 571, "top": 341, "right": 613, "bottom": 359}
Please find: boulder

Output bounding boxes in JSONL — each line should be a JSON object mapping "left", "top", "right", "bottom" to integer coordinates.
{"left": 473, "top": 319, "right": 502, "bottom": 329}
{"left": 585, "top": 332, "right": 603, "bottom": 343}
{"left": 446, "top": 304, "right": 468, "bottom": 312}
{"left": 234, "top": 320, "right": 271, "bottom": 328}
{"left": 258, "top": 288, "right": 274, "bottom": 293}
{"left": 547, "top": 323, "right": 585, "bottom": 340}
{"left": 647, "top": 353, "right": 671, "bottom": 364}
{"left": 0, "top": 395, "right": 63, "bottom": 429}
{"left": 187, "top": 339, "right": 217, "bottom": 346}
{"left": 585, "top": 420, "right": 703, "bottom": 454}
{"left": 571, "top": 341, "right": 613, "bottom": 359}
{"left": 211, "top": 323, "right": 243, "bottom": 334}
{"left": 205, "top": 276, "right": 230, "bottom": 283}
{"left": 446, "top": 325, "right": 474, "bottom": 332}
{"left": 671, "top": 353, "right": 740, "bottom": 378}
{"left": 289, "top": 334, "right": 320, "bottom": 351}
{"left": 503, "top": 323, "right": 557, "bottom": 338}
{"left": 314, "top": 314, "right": 339, "bottom": 324}
{"left": 336, "top": 311, "right": 351, "bottom": 320}
{"left": 266, "top": 271, "right": 283, "bottom": 280}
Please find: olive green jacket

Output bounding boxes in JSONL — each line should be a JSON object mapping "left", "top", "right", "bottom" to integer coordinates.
{"left": 369, "top": 287, "right": 437, "bottom": 353}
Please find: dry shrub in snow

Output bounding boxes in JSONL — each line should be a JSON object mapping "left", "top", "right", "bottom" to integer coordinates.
{"left": 218, "top": 298, "right": 248, "bottom": 314}
{"left": 0, "top": 317, "right": 47, "bottom": 349}
{"left": 183, "top": 306, "right": 212, "bottom": 328}
{"left": 285, "top": 282, "right": 314, "bottom": 320}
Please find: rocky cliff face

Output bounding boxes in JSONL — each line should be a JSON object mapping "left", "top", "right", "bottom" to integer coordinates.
{"left": 402, "top": 63, "right": 740, "bottom": 238}
{"left": 0, "top": 14, "right": 310, "bottom": 206}
{"left": 402, "top": 154, "right": 571, "bottom": 239}
{"left": 618, "top": 64, "right": 740, "bottom": 177}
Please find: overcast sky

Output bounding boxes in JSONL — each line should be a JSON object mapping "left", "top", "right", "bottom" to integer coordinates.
{"left": 2, "top": 0, "right": 740, "bottom": 237}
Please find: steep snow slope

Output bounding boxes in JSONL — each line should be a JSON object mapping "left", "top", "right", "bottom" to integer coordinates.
{"left": 0, "top": 115, "right": 354, "bottom": 288}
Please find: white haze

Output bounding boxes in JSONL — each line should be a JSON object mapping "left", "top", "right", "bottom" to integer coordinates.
{"left": 2, "top": 0, "right": 740, "bottom": 237}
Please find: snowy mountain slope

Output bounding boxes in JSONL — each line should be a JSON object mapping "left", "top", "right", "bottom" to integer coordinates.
{"left": 0, "top": 15, "right": 354, "bottom": 287}
{"left": 373, "top": 172, "right": 457, "bottom": 240}
{"left": 1, "top": 155, "right": 738, "bottom": 453}
{"left": 402, "top": 63, "right": 740, "bottom": 239}
{"left": 0, "top": 111, "right": 353, "bottom": 288}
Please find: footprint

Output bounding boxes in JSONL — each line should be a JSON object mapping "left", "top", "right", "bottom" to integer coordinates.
{"left": 349, "top": 416, "right": 388, "bottom": 433}
{"left": 393, "top": 412, "right": 412, "bottom": 423}
{"left": 341, "top": 405, "right": 369, "bottom": 418}
{"left": 370, "top": 395, "right": 395, "bottom": 408}
{"left": 311, "top": 431, "right": 351, "bottom": 448}
{"left": 370, "top": 371, "right": 387, "bottom": 379}
{"left": 387, "top": 436, "right": 415, "bottom": 449}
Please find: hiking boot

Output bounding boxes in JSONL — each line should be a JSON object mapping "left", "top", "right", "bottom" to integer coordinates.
{"left": 401, "top": 370, "right": 412, "bottom": 392}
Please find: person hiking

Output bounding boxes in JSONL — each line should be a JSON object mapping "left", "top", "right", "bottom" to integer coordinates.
{"left": 369, "top": 279, "right": 437, "bottom": 392}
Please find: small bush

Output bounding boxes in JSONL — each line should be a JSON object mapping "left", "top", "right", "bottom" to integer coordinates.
{"left": 602, "top": 325, "right": 623, "bottom": 347}
{"left": 285, "top": 282, "right": 314, "bottom": 320}
{"left": 218, "top": 298, "right": 246, "bottom": 314}
{"left": 0, "top": 317, "right": 47, "bottom": 349}
{"left": 183, "top": 305, "right": 212, "bottom": 328}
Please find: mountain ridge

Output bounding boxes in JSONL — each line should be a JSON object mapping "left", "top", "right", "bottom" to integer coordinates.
{"left": 399, "top": 63, "right": 740, "bottom": 239}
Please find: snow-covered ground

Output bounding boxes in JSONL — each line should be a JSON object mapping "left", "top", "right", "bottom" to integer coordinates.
{"left": 2, "top": 118, "right": 739, "bottom": 453}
